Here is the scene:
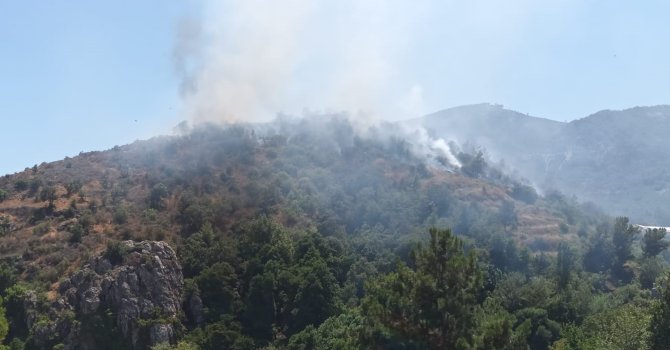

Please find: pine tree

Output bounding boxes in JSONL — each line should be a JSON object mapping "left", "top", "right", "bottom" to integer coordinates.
{"left": 363, "top": 228, "right": 483, "bottom": 350}
{"left": 643, "top": 228, "right": 670, "bottom": 257}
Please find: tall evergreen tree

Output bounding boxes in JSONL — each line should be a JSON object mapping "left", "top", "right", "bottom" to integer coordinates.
{"left": 643, "top": 228, "right": 670, "bottom": 258}
{"left": 611, "top": 217, "right": 639, "bottom": 281}
{"left": 556, "top": 243, "right": 574, "bottom": 289}
{"left": 363, "top": 228, "right": 483, "bottom": 350}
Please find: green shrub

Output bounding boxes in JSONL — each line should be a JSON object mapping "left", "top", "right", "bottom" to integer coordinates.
{"left": 149, "top": 183, "right": 169, "bottom": 210}
{"left": 65, "top": 180, "right": 83, "bottom": 197}
{"left": 0, "top": 217, "right": 11, "bottom": 236}
{"left": 511, "top": 183, "right": 538, "bottom": 204}
{"left": 104, "top": 241, "right": 127, "bottom": 265}
{"left": 32, "top": 222, "right": 50, "bottom": 236}
{"left": 69, "top": 224, "right": 84, "bottom": 244}
{"left": 113, "top": 206, "right": 128, "bottom": 225}
{"left": 13, "top": 180, "right": 28, "bottom": 191}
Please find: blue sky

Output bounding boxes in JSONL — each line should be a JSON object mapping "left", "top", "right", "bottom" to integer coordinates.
{"left": 0, "top": 1, "right": 189, "bottom": 175}
{"left": 2, "top": 1, "right": 670, "bottom": 175}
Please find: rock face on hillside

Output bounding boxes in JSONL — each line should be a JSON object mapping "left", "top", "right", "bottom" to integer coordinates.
{"left": 29, "top": 241, "right": 184, "bottom": 350}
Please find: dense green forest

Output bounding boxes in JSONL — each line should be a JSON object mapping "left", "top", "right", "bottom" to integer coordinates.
{"left": 0, "top": 117, "right": 669, "bottom": 349}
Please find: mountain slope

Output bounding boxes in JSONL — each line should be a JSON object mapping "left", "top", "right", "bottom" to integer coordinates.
{"left": 0, "top": 117, "right": 601, "bottom": 287}
{"left": 421, "top": 103, "right": 564, "bottom": 158}
{"left": 421, "top": 104, "right": 670, "bottom": 225}
{"left": 0, "top": 115, "right": 645, "bottom": 349}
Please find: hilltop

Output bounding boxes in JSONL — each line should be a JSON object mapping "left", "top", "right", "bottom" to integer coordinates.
{"left": 0, "top": 116, "right": 599, "bottom": 286}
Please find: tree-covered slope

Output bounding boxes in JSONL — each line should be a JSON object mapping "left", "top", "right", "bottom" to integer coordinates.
{"left": 0, "top": 116, "right": 666, "bottom": 349}
{"left": 0, "top": 116, "right": 595, "bottom": 281}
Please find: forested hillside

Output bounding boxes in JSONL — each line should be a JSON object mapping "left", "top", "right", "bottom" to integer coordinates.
{"left": 0, "top": 116, "right": 667, "bottom": 349}
{"left": 421, "top": 104, "right": 670, "bottom": 226}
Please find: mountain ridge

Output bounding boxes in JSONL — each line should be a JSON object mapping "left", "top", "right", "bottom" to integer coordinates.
{"left": 420, "top": 103, "right": 670, "bottom": 225}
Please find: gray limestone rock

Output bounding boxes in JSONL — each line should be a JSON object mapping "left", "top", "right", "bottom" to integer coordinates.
{"left": 29, "top": 240, "right": 184, "bottom": 350}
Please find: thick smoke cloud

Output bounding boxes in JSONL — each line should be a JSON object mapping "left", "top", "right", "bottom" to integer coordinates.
{"left": 173, "top": 0, "right": 428, "bottom": 124}
{"left": 173, "top": 0, "right": 465, "bottom": 166}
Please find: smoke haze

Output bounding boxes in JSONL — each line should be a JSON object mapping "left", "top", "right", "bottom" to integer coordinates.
{"left": 172, "top": 0, "right": 582, "bottom": 168}
{"left": 174, "top": 0, "right": 427, "bottom": 124}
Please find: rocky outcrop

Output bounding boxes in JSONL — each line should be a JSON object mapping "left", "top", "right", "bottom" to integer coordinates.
{"left": 29, "top": 241, "right": 184, "bottom": 350}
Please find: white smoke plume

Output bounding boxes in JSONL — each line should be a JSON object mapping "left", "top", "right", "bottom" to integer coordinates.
{"left": 396, "top": 123, "right": 461, "bottom": 169}
{"left": 173, "top": 0, "right": 314, "bottom": 123}
{"left": 173, "top": 0, "right": 428, "bottom": 124}
{"left": 173, "top": 0, "right": 465, "bottom": 167}
{"left": 431, "top": 138, "right": 462, "bottom": 168}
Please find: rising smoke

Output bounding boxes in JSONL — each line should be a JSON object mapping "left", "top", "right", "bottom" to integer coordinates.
{"left": 173, "top": 0, "right": 461, "bottom": 166}
{"left": 174, "top": 0, "right": 431, "bottom": 122}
